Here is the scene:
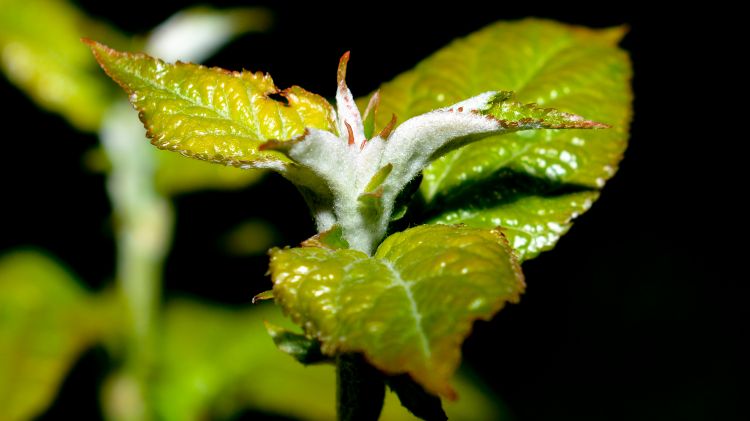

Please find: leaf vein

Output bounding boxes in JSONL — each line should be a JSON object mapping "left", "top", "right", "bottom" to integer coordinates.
{"left": 382, "top": 261, "right": 431, "bottom": 361}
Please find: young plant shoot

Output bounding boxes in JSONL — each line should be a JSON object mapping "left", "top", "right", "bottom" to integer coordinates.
{"left": 87, "top": 18, "right": 630, "bottom": 420}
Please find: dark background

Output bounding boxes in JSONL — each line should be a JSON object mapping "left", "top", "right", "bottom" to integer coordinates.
{"left": 1, "top": 1, "right": 743, "bottom": 420}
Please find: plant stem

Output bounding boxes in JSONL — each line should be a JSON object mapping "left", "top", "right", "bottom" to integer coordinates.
{"left": 336, "top": 354, "right": 385, "bottom": 421}
{"left": 101, "top": 102, "right": 173, "bottom": 420}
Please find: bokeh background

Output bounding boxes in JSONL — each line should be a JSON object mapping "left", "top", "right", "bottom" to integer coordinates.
{"left": 1, "top": 1, "right": 743, "bottom": 420}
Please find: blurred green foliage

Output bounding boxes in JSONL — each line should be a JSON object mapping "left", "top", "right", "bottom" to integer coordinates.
{"left": 0, "top": 0, "right": 267, "bottom": 195}
{"left": 0, "top": 0, "right": 127, "bottom": 130}
{"left": 0, "top": 251, "right": 115, "bottom": 420}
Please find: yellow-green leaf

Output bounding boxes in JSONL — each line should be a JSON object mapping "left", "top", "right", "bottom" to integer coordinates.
{"left": 0, "top": 250, "right": 105, "bottom": 420}
{"left": 269, "top": 224, "right": 524, "bottom": 398}
{"left": 0, "top": 0, "right": 128, "bottom": 131}
{"left": 368, "top": 19, "right": 632, "bottom": 260}
{"left": 87, "top": 41, "right": 337, "bottom": 169}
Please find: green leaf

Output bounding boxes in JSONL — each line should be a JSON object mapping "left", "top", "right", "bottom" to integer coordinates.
{"left": 153, "top": 300, "right": 331, "bottom": 420}
{"left": 0, "top": 250, "right": 105, "bottom": 421}
{"left": 301, "top": 225, "right": 350, "bottom": 250}
{"left": 0, "top": 0, "right": 128, "bottom": 131}
{"left": 480, "top": 90, "right": 607, "bottom": 129}
{"left": 428, "top": 174, "right": 600, "bottom": 260}
{"left": 264, "top": 322, "right": 330, "bottom": 365}
{"left": 269, "top": 224, "right": 524, "bottom": 398}
{"left": 153, "top": 300, "right": 500, "bottom": 420}
{"left": 252, "top": 290, "right": 275, "bottom": 303}
{"left": 368, "top": 19, "right": 632, "bottom": 259}
{"left": 362, "top": 164, "right": 393, "bottom": 194}
{"left": 87, "top": 40, "right": 337, "bottom": 169}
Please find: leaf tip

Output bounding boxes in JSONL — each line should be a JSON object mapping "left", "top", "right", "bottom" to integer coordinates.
{"left": 363, "top": 90, "right": 381, "bottom": 139}
{"left": 344, "top": 121, "right": 355, "bottom": 145}
{"left": 377, "top": 113, "right": 398, "bottom": 140}
{"left": 82, "top": 38, "right": 110, "bottom": 63}
{"left": 301, "top": 225, "right": 350, "bottom": 250}
{"left": 588, "top": 121, "right": 612, "bottom": 129}
{"left": 252, "top": 290, "right": 274, "bottom": 304}
{"left": 601, "top": 24, "right": 630, "bottom": 44}
{"left": 337, "top": 51, "right": 351, "bottom": 86}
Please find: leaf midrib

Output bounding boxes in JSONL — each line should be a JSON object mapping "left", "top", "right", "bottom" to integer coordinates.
{"left": 381, "top": 260, "right": 431, "bottom": 361}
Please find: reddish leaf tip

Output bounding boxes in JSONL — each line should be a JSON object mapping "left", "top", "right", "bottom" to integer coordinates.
{"left": 363, "top": 90, "right": 381, "bottom": 120}
{"left": 252, "top": 290, "right": 274, "bottom": 304}
{"left": 337, "top": 51, "right": 351, "bottom": 86}
{"left": 378, "top": 114, "right": 398, "bottom": 140}
{"left": 344, "top": 121, "right": 355, "bottom": 145}
{"left": 588, "top": 121, "right": 612, "bottom": 129}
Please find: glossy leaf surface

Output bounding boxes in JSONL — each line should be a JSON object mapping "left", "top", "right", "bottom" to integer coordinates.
{"left": 369, "top": 19, "right": 632, "bottom": 259}
{"left": 429, "top": 182, "right": 601, "bottom": 260}
{"left": 0, "top": 251, "right": 107, "bottom": 421}
{"left": 88, "top": 41, "right": 337, "bottom": 169}
{"left": 270, "top": 225, "right": 524, "bottom": 397}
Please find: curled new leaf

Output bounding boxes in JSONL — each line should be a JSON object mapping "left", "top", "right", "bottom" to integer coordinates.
{"left": 269, "top": 224, "right": 525, "bottom": 398}
{"left": 280, "top": 87, "right": 603, "bottom": 253}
